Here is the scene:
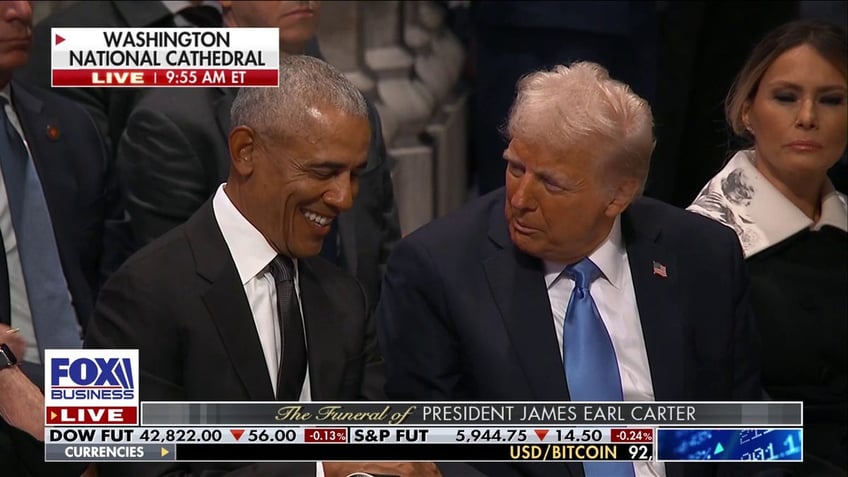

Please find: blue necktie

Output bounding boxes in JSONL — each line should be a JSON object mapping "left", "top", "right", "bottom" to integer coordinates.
{"left": 0, "top": 98, "right": 82, "bottom": 362}
{"left": 563, "top": 258, "right": 634, "bottom": 477}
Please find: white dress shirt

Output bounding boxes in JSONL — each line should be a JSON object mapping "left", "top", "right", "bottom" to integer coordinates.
{"left": 544, "top": 216, "right": 666, "bottom": 477}
{"left": 212, "top": 184, "right": 311, "bottom": 399}
{"left": 212, "top": 184, "right": 325, "bottom": 476}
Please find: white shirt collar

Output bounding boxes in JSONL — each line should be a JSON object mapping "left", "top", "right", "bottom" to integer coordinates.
{"left": 212, "top": 184, "right": 295, "bottom": 285}
{"left": 544, "top": 215, "right": 625, "bottom": 290}
{"left": 688, "top": 150, "right": 848, "bottom": 257}
{"left": 816, "top": 184, "right": 848, "bottom": 232}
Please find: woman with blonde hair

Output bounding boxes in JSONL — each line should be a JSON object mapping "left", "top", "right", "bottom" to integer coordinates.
{"left": 689, "top": 20, "right": 847, "bottom": 474}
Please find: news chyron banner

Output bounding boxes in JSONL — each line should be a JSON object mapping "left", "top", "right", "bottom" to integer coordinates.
{"left": 45, "top": 395, "right": 806, "bottom": 463}
{"left": 45, "top": 349, "right": 139, "bottom": 426}
{"left": 50, "top": 28, "right": 279, "bottom": 87}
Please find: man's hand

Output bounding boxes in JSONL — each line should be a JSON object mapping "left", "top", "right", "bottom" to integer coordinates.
{"left": 0, "top": 324, "right": 25, "bottom": 359}
{"left": 323, "top": 462, "right": 442, "bottom": 477}
{"left": 0, "top": 366, "right": 45, "bottom": 441}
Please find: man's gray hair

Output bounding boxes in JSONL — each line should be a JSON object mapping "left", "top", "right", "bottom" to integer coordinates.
{"left": 231, "top": 55, "right": 368, "bottom": 137}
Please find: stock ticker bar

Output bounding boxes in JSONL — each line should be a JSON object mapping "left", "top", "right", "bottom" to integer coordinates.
{"left": 46, "top": 426, "right": 653, "bottom": 446}
{"left": 44, "top": 426, "right": 804, "bottom": 463}
{"left": 139, "top": 402, "right": 803, "bottom": 426}
{"left": 45, "top": 425, "right": 653, "bottom": 462}
{"left": 44, "top": 402, "right": 804, "bottom": 463}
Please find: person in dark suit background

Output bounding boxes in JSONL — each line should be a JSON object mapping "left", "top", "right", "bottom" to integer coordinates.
{"left": 689, "top": 20, "right": 847, "bottom": 475}
{"left": 117, "top": 0, "right": 400, "bottom": 308}
{"left": 20, "top": 0, "right": 222, "bottom": 155}
{"left": 86, "top": 54, "right": 438, "bottom": 477}
{"left": 376, "top": 62, "right": 776, "bottom": 477}
{"left": 1, "top": 1, "right": 127, "bottom": 475}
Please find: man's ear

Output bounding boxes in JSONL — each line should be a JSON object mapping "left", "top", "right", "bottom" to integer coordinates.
{"left": 228, "top": 126, "right": 256, "bottom": 177}
{"left": 605, "top": 178, "right": 640, "bottom": 218}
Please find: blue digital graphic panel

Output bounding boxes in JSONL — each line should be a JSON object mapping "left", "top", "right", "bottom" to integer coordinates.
{"left": 657, "top": 428, "right": 803, "bottom": 461}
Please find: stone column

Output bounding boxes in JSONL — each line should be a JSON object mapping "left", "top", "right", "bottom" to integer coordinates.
{"left": 322, "top": 1, "right": 468, "bottom": 234}
{"left": 354, "top": 1, "right": 441, "bottom": 235}
{"left": 403, "top": 1, "right": 469, "bottom": 217}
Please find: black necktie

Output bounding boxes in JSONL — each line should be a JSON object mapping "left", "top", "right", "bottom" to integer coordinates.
{"left": 268, "top": 256, "right": 307, "bottom": 400}
{"left": 178, "top": 5, "right": 222, "bottom": 27}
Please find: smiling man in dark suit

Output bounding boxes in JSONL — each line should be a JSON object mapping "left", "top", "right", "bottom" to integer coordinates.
{"left": 85, "top": 54, "right": 437, "bottom": 477}
{"left": 376, "top": 62, "right": 774, "bottom": 477}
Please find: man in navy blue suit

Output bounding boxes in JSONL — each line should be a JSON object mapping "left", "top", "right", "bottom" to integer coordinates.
{"left": 1, "top": 1, "right": 127, "bottom": 475}
{"left": 377, "top": 62, "right": 769, "bottom": 477}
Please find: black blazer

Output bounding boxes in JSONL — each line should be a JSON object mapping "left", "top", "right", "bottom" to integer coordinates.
{"left": 116, "top": 85, "right": 400, "bottom": 309}
{"left": 376, "top": 189, "right": 783, "bottom": 477}
{"left": 85, "top": 200, "right": 385, "bottom": 477}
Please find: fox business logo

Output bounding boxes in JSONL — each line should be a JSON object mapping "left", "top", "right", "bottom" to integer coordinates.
{"left": 51, "top": 357, "right": 134, "bottom": 400}
{"left": 45, "top": 350, "right": 139, "bottom": 402}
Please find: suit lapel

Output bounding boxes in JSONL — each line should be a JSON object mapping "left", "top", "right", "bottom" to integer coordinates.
{"left": 485, "top": 210, "right": 583, "bottom": 477}
{"left": 484, "top": 242, "right": 585, "bottom": 477}
{"left": 11, "top": 82, "right": 79, "bottom": 228}
{"left": 484, "top": 196, "right": 594, "bottom": 477}
{"left": 622, "top": 203, "right": 686, "bottom": 401}
{"left": 483, "top": 205, "right": 570, "bottom": 400}
{"left": 297, "top": 259, "right": 347, "bottom": 400}
{"left": 187, "top": 202, "right": 275, "bottom": 401}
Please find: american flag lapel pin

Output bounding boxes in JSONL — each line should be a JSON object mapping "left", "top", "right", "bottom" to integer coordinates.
{"left": 652, "top": 261, "right": 667, "bottom": 278}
